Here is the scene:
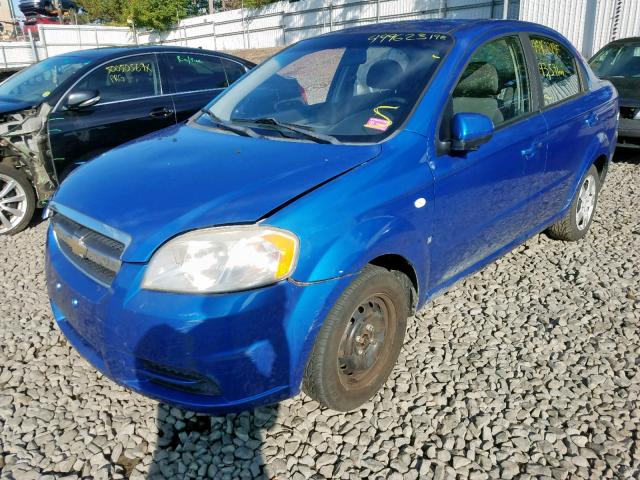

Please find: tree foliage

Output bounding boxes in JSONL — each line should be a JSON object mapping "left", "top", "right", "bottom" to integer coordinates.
{"left": 77, "top": 0, "right": 279, "bottom": 30}
{"left": 245, "top": 0, "right": 279, "bottom": 7}
{"left": 76, "top": 0, "right": 127, "bottom": 24}
{"left": 126, "top": 0, "right": 189, "bottom": 30}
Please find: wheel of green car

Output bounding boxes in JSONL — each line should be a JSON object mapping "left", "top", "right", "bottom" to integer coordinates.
{"left": 0, "top": 164, "right": 36, "bottom": 235}
{"left": 547, "top": 164, "right": 600, "bottom": 242}
{"left": 303, "top": 265, "right": 410, "bottom": 411}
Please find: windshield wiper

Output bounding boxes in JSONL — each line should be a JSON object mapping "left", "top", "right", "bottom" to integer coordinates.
{"left": 201, "top": 109, "right": 262, "bottom": 139}
{"left": 234, "top": 117, "right": 340, "bottom": 144}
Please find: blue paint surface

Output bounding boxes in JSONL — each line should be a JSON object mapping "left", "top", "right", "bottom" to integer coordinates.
{"left": 46, "top": 19, "right": 618, "bottom": 412}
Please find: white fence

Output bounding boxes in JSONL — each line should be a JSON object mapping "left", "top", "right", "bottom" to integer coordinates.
{"left": 0, "top": 0, "right": 639, "bottom": 71}
{"left": 138, "top": 0, "right": 519, "bottom": 50}
{"left": 521, "top": 0, "right": 640, "bottom": 58}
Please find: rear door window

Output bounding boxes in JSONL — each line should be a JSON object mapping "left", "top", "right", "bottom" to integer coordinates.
{"left": 530, "top": 36, "right": 582, "bottom": 106}
{"left": 73, "top": 54, "right": 160, "bottom": 103}
{"left": 164, "top": 53, "right": 228, "bottom": 93}
{"left": 221, "top": 58, "right": 248, "bottom": 84}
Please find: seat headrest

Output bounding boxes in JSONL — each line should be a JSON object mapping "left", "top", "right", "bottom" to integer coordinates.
{"left": 366, "top": 59, "right": 404, "bottom": 90}
{"left": 454, "top": 62, "right": 499, "bottom": 96}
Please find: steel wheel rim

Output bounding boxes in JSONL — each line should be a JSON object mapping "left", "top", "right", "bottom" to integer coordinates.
{"left": 0, "top": 173, "right": 28, "bottom": 234}
{"left": 575, "top": 175, "right": 596, "bottom": 231}
{"left": 337, "top": 293, "right": 395, "bottom": 389}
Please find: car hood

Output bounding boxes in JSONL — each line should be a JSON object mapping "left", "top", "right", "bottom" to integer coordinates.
{"left": 0, "top": 96, "right": 39, "bottom": 115}
{"left": 53, "top": 123, "right": 381, "bottom": 262}
{"left": 604, "top": 76, "right": 640, "bottom": 105}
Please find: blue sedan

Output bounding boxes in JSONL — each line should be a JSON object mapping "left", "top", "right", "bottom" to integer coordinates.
{"left": 45, "top": 19, "right": 618, "bottom": 412}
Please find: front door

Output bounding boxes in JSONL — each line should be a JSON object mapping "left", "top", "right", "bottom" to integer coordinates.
{"left": 429, "top": 34, "right": 547, "bottom": 288}
{"left": 48, "top": 53, "right": 176, "bottom": 180}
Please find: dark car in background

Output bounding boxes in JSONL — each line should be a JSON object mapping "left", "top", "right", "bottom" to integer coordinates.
{"left": 590, "top": 37, "right": 640, "bottom": 148}
{"left": 0, "top": 46, "right": 254, "bottom": 235}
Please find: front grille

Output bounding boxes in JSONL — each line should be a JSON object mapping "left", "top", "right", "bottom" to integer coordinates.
{"left": 52, "top": 214, "right": 124, "bottom": 286}
{"left": 620, "top": 106, "right": 639, "bottom": 120}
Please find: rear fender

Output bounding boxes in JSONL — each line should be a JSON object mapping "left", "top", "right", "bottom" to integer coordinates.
{"left": 565, "top": 109, "right": 616, "bottom": 208}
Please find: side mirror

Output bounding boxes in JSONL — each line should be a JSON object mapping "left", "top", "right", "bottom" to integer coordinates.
{"left": 66, "top": 90, "right": 101, "bottom": 110}
{"left": 451, "top": 112, "right": 494, "bottom": 152}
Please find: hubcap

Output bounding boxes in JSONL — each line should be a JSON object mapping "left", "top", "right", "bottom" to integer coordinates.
{"left": 337, "top": 294, "right": 393, "bottom": 388}
{"left": 0, "top": 174, "right": 28, "bottom": 234}
{"left": 575, "top": 175, "right": 596, "bottom": 231}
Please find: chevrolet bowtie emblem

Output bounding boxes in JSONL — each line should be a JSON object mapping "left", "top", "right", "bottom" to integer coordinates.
{"left": 67, "top": 235, "right": 88, "bottom": 258}
{"left": 55, "top": 225, "right": 88, "bottom": 259}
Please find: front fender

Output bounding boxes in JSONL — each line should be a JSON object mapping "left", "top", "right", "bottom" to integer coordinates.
{"left": 268, "top": 131, "right": 434, "bottom": 299}
{"left": 299, "top": 214, "right": 429, "bottom": 297}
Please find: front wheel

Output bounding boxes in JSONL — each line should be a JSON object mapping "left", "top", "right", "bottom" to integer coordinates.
{"left": 302, "top": 265, "right": 410, "bottom": 411}
{"left": 547, "top": 164, "right": 600, "bottom": 242}
{"left": 0, "top": 164, "right": 36, "bottom": 235}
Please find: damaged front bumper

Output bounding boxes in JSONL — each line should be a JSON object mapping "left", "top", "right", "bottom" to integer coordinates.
{"left": 0, "top": 104, "right": 57, "bottom": 203}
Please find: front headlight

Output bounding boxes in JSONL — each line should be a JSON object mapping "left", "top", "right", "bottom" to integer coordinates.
{"left": 634, "top": 109, "right": 640, "bottom": 120}
{"left": 142, "top": 226, "right": 299, "bottom": 293}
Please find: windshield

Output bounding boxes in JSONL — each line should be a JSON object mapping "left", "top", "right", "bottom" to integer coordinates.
{"left": 206, "top": 32, "right": 452, "bottom": 143}
{"left": 590, "top": 43, "right": 640, "bottom": 78}
{"left": 0, "top": 55, "right": 93, "bottom": 104}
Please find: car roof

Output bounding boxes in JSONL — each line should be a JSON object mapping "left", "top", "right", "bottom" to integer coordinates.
{"left": 330, "top": 19, "right": 563, "bottom": 39}
{"left": 605, "top": 36, "right": 640, "bottom": 45}
{"left": 55, "top": 45, "right": 254, "bottom": 66}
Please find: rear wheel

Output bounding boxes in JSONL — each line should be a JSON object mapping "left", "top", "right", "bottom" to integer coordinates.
{"left": 547, "top": 164, "right": 599, "bottom": 241}
{"left": 0, "top": 164, "right": 36, "bottom": 235}
{"left": 303, "top": 265, "right": 410, "bottom": 411}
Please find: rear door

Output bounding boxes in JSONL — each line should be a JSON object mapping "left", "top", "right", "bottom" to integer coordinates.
{"left": 528, "top": 35, "right": 605, "bottom": 222}
{"left": 160, "top": 53, "right": 247, "bottom": 123}
{"left": 48, "top": 53, "right": 176, "bottom": 179}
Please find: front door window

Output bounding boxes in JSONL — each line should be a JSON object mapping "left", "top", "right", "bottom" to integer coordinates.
{"left": 71, "top": 54, "right": 160, "bottom": 104}
{"left": 452, "top": 36, "right": 532, "bottom": 127}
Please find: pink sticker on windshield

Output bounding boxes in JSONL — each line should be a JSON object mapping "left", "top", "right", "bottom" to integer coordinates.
{"left": 364, "top": 117, "right": 391, "bottom": 131}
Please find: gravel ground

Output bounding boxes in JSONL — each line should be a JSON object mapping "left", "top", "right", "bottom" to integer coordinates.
{"left": 1, "top": 151, "right": 639, "bottom": 480}
{"left": 227, "top": 47, "right": 282, "bottom": 65}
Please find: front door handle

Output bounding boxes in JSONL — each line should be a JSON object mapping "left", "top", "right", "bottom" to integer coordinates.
{"left": 521, "top": 146, "right": 535, "bottom": 159}
{"left": 149, "top": 108, "right": 174, "bottom": 119}
{"left": 521, "top": 141, "right": 542, "bottom": 160}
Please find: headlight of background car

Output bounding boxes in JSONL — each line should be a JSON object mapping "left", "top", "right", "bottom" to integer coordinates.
{"left": 142, "top": 226, "right": 299, "bottom": 293}
{"left": 634, "top": 109, "right": 640, "bottom": 120}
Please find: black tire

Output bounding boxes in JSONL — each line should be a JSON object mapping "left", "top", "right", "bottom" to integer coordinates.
{"left": 302, "top": 265, "right": 410, "bottom": 411}
{"left": 547, "top": 164, "right": 600, "bottom": 242}
{"left": 0, "top": 164, "right": 36, "bottom": 235}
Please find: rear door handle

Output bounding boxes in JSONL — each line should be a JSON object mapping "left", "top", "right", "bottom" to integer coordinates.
{"left": 149, "top": 108, "right": 174, "bottom": 119}
{"left": 586, "top": 112, "right": 599, "bottom": 126}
